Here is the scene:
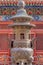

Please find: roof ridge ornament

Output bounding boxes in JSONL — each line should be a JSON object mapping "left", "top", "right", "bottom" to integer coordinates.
{"left": 17, "top": 0, "right": 25, "bottom": 9}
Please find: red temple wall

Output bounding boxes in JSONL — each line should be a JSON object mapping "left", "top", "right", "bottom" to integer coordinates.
{"left": 31, "top": 21, "right": 43, "bottom": 55}
{"left": 0, "top": 21, "right": 43, "bottom": 55}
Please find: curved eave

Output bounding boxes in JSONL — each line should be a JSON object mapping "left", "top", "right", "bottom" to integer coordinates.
{"left": 9, "top": 23, "right": 35, "bottom": 27}
{"left": 10, "top": 15, "right": 34, "bottom": 20}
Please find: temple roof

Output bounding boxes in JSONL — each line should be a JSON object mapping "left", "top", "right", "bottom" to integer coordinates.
{"left": 0, "top": 0, "right": 43, "bottom": 6}
{"left": 0, "top": 0, "right": 43, "bottom": 1}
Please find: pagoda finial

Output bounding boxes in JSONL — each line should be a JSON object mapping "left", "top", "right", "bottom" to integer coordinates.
{"left": 17, "top": 0, "right": 25, "bottom": 8}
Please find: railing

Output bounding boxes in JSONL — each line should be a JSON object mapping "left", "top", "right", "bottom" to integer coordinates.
{"left": 0, "top": 55, "right": 43, "bottom": 65}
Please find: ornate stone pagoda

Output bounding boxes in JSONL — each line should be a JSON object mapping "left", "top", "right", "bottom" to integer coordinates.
{"left": 9, "top": 0, "right": 35, "bottom": 65}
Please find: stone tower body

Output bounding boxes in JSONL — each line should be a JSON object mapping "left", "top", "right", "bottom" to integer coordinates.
{"left": 9, "top": 0, "right": 35, "bottom": 65}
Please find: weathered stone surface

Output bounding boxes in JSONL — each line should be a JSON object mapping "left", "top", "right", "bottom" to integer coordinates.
{"left": 10, "top": 0, "right": 35, "bottom": 65}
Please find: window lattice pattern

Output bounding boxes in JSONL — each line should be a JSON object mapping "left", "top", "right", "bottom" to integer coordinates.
{"left": 36, "top": 34, "right": 43, "bottom": 50}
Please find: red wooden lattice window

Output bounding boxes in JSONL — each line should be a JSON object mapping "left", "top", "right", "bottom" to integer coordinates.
{"left": 36, "top": 34, "right": 43, "bottom": 50}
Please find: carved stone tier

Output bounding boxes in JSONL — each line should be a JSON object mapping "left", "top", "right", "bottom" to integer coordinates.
{"left": 11, "top": 48, "right": 33, "bottom": 62}
{"left": 11, "top": 39, "right": 31, "bottom": 48}
{"left": 10, "top": 9, "right": 33, "bottom": 21}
